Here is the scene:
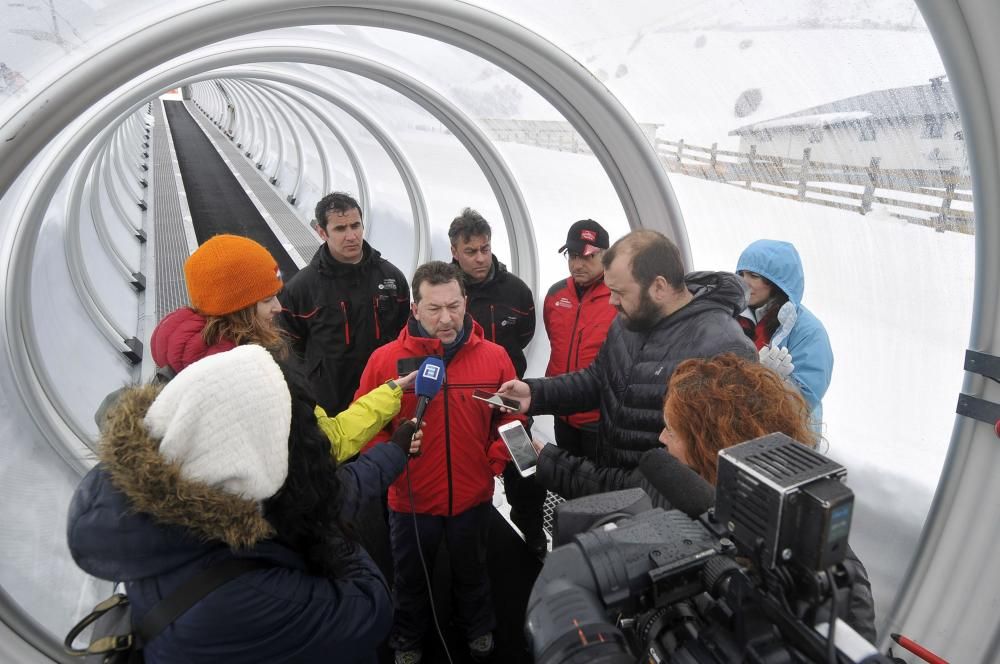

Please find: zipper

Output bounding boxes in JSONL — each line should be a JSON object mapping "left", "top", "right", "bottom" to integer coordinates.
{"left": 565, "top": 299, "right": 583, "bottom": 371}
{"left": 444, "top": 384, "right": 453, "bottom": 516}
{"left": 340, "top": 301, "right": 350, "bottom": 344}
{"left": 372, "top": 296, "right": 382, "bottom": 340}
{"left": 490, "top": 304, "right": 497, "bottom": 342}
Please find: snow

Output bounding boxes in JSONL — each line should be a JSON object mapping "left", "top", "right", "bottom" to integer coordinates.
{"left": 738, "top": 110, "right": 874, "bottom": 132}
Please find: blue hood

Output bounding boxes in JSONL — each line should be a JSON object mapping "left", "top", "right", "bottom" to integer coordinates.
{"left": 736, "top": 239, "right": 805, "bottom": 307}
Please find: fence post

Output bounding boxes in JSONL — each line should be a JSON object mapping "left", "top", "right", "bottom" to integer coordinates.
{"left": 710, "top": 142, "right": 719, "bottom": 180}
{"left": 676, "top": 139, "right": 685, "bottom": 163}
{"left": 937, "top": 166, "right": 959, "bottom": 232}
{"left": 861, "top": 156, "right": 880, "bottom": 214}
{"left": 746, "top": 145, "right": 756, "bottom": 188}
{"left": 797, "top": 147, "right": 811, "bottom": 200}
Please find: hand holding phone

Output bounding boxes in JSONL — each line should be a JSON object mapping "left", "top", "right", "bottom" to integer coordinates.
{"left": 498, "top": 421, "right": 538, "bottom": 477}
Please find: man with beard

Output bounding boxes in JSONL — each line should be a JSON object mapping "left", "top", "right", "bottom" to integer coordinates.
{"left": 498, "top": 229, "right": 756, "bottom": 469}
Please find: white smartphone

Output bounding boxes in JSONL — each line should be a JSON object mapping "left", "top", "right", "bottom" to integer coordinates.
{"left": 498, "top": 421, "right": 538, "bottom": 477}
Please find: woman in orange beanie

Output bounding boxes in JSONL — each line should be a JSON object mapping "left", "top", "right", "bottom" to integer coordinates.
{"left": 145, "top": 234, "right": 415, "bottom": 463}
{"left": 151, "top": 234, "right": 286, "bottom": 372}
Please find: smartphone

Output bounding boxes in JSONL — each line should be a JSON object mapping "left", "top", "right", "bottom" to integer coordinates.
{"left": 498, "top": 421, "right": 538, "bottom": 477}
{"left": 472, "top": 389, "right": 521, "bottom": 412}
{"left": 397, "top": 356, "right": 430, "bottom": 375}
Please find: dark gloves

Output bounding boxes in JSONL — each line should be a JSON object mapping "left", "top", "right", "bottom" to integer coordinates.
{"left": 390, "top": 420, "right": 418, "bottom": 453}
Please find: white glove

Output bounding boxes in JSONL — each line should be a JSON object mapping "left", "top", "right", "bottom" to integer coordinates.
{"left": 760, "top": 345, "right": 794, "bottom": 379}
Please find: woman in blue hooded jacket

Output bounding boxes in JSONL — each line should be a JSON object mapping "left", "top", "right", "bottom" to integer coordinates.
{"left": 736, "top": 239, "right": 834, "bottom": 421}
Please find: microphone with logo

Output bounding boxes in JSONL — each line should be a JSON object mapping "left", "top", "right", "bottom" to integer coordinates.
{"left": 409, "top": 357, "right": 445, "bottom": 457}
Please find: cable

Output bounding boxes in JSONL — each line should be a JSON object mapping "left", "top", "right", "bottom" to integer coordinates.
{"left": 824, "top": 568, "right": 838, "bottom": 664}
{"left": 405, "top": 460, "right": 454, "bottom": 664}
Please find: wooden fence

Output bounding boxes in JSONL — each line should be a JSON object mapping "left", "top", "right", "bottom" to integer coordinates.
{"left": 655, "top": 139, "right": 974, "bottom": 234}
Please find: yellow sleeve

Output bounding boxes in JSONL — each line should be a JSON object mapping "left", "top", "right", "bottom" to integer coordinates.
{"left": 314, "top": 383, "right": 403, "bottom": 463}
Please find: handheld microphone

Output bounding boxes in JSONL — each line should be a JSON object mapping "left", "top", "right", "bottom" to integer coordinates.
{"left": 411, "top": 357, "right": 445, "bottom": 456}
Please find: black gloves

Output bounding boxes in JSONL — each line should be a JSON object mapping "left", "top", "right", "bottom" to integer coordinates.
{"left": 390, "top": 420, "right": 417, "bottom": 453}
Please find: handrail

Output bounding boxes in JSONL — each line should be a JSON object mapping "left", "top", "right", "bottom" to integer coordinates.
{"left": 241, "top": 79, "right": 314, "bottom": 204}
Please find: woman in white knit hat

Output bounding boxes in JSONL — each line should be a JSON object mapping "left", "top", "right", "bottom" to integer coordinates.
{"left": 140, "top": 233, "right": 415, "bottom": 463}
{"left": 70, "top": 345, "right": 420, "bottom": 663}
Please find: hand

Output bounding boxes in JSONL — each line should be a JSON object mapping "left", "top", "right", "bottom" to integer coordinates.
{"left": 395, "top": 370, "right": 418, "bottom": 390}
{"left": 530, "top": 437, "right": 546, "bottom": 454}
{"left": 390, "top": 418, "right": 423, "bottom": 455}
{"left": 759, "top": 346, "right": 794, "bottom": 379}
{"left": 496, "top": 379, "right": 531, "bottom": 413}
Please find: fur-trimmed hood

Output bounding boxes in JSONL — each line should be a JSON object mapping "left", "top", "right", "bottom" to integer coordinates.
{"left": 67, "top": 385, "right": 275, "bottom": 581}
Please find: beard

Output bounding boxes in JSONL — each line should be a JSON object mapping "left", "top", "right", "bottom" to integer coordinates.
{"left": 619, "top": 290, "right": 663, "bottom": 332}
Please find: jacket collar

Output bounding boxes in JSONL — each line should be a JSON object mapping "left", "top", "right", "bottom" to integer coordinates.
{"left": 99, "top": 386, "right": 274, "bottom": 550}
{"left": 311, "top": 240, "right": 378, "bottom": 277}
{"left": 401, "top": 314, "right": 483, "bottom": 356}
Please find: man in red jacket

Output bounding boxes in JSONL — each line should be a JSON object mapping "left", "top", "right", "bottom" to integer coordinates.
{"left": 356, "top": 261, "right": 522, "bottom": 664}
{"left": 543, "top": 220, "right": 617, "bottom": 460}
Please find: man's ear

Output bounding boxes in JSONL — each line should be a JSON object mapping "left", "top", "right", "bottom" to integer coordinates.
{"left": 410, "top": 302, "right": 419, "bottom": 319}
{"left": 450, "top": 244, "right": 459, "bottom": 260}
{"left": 314, "top": 221, "right": 328, "bottom": 241}
{"left": 648, "top": 275, "right": 671, "bottom": 303}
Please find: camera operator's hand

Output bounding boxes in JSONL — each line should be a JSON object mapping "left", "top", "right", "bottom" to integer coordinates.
{"left": 496, "top": 379, "right": 531, "bottom": 413}
{"left": 759, "top": 345, "right": 794, "bottom": 379}
{"left": 390, "top": 418, "right": 423, "bottom": 456}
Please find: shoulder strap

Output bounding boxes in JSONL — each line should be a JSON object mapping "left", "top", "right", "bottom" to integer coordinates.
{"left": 138, "top": 558, "right": 272, "bottom": 644}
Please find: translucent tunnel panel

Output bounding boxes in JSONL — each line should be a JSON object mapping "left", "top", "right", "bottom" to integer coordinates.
{"left": 0, "top": 0, "right": 986, "bottom": 658}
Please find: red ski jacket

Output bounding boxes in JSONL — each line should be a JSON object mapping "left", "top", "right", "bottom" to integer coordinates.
{"left": 356, "top": 317, "right": 522, "bottom": 516}
{"left": 543, "top": 277, "right": 617, "bottom": 428}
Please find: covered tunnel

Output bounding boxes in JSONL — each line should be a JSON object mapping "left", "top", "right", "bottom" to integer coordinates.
{"left": 1, "top": 1, "right": 998, "bottom": 662}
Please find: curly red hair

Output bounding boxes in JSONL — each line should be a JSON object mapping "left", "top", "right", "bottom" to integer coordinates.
{"left": 664, "top": 353, "right": 817, "bottom": 485}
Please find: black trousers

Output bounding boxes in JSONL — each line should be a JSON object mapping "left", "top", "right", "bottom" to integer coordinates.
{"left": 503, "top": 462, "right": 547, "bottom": 537}
{"left": 387, "top": 502, "right": 496, "bottom": 650}
{"left": 553, "top": 418, "right": 600, "bottom": 461}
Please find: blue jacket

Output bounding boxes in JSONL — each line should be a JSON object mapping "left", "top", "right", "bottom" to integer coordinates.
{"left": 67, "top": 385, "right": 405, "bottom": 664}
{"left": 737, "top": 240, "right": 834, "bottom": 419}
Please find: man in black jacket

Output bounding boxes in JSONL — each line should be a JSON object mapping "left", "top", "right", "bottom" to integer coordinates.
{"left": 279, "top": 192, "right": 410, "bottom": 414}
{"left": 449, "top": 208, "right": 546, "bottom": 556}
{"left": 498, "top": 229, "right": 757, "bottom": 469}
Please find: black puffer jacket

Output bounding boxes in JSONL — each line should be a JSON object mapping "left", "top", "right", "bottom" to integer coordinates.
{"left": 535, "top": 444, "right": 878, "bottom": 643}
{"left": 280, "top": 241, "right": 409, "bottom": 413}
{"left": 461, "top": 256, "right": 536, "bottom": 378}
{"left": 526, "top": 271, "right": 756, "bottom": 467}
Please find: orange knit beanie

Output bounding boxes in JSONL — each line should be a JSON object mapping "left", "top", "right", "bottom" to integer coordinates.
{"left": 184, "top": 234, "right": 282, "bottom": 316}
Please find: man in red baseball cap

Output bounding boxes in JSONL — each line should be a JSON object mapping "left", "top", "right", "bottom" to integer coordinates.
{"left": 545, "top": 220, "right": 616, "bottom": 461}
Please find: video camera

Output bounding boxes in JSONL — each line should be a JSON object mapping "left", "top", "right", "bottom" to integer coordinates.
{"left": 525, "top": 433, "right": 891, "bottom": 664}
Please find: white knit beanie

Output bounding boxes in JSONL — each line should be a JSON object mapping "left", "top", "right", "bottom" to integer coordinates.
{"left": 144, "top": 344, "right": 291, "bottom": 501}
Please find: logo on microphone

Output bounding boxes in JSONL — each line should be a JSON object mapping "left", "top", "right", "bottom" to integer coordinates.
{"left": 421, "top": 364, "right": 441, "bottom": 381}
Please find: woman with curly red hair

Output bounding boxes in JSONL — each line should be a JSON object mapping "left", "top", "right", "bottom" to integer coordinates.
{"left": 659, "top": 353, "right": 817, "bottom": 485}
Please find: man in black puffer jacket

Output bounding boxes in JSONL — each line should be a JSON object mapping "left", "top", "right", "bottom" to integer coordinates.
{"left": 499, "top": 230, "right": 756, "bottom": 468}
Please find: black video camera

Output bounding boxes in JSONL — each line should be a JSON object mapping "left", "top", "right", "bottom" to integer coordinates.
{"left": 525, "top": 433, "right": 890, "bottom": 664}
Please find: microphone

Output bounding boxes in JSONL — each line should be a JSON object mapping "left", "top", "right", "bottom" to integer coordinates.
{"left": 413, "top": 355, "right": 446, "bottom": 431}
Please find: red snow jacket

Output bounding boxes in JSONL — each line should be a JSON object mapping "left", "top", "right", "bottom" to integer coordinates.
{"left": 150, "top": 307, "right": 235, "bottom": 374}
{"left": 356, "top": 316, "right": 521, "bottom": 516}
{"left": 543, "top": 277, "right": 617, "bottom": 429}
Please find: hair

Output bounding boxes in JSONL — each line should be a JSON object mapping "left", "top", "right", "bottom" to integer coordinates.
{"left": 411, "top": 261, "right": 466, "bottom": 303}
{"left": 202, "top": 304, "right": 287, "bottom": 358}
{"left": 263, "top": 362, "right": 356, "bottom": 577}
{"left": 664, "top": 353, "right": 817, "bottom": 485}
{"left": 448, "top": 208, "right": 492, "bottom": 246}
{"left": 314, "top": 192, "right": 362, "bottom": 230}
{"left": 754, "top": 276, "right": 790, "bottom": 342}
{"left": 602, "top": 229, "right": 686, "bottom": 291}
